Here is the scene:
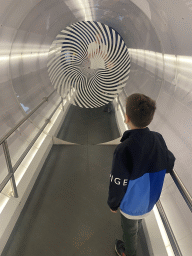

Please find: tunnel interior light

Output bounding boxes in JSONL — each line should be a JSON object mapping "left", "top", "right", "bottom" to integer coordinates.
{"left": 0, "top": 194, "right": 9, "bottom": 215}
{"left": 0, "top": 52, "right": 48, "bottom": 61}
{"left": 0, "top": 56, "right": 9, "bottom": 61}
{"left": 164, "top": 54, "right": 176, "bottom": 61}
{"left": 177, "top": 55, "right": 192, "bottom": 63}
{"left": 65, "top": 0, "right": 93, "bottom": 21}
{"left": 128, "top": 49, "right": 192, "bottom": 83}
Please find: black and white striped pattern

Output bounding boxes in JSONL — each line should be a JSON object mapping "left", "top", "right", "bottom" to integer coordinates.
{"left": 47, "top": 21, "right": 130, "bottom": 108}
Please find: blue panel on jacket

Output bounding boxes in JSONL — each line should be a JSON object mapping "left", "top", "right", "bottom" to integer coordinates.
{"left": 120, "top": 169, "right": 166, "bottom": 216}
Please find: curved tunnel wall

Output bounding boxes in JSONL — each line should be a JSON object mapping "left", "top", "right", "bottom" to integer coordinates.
{"left": 0, "top": 0, "right": 192, "bottom": 254}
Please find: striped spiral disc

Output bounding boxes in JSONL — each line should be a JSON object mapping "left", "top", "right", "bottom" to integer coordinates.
{"left": 47, "top": 21, "right": 130, "bottom": 108}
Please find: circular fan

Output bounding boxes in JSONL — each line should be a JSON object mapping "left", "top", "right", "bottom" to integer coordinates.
{"left": 47, "top": 21, "right": 130, "bottom": 108}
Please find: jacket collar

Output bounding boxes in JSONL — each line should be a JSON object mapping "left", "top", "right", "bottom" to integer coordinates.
{"left": 120, "top": 127, "right": 150, "bottom": 142}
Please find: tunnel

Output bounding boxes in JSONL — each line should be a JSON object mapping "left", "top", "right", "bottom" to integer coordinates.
{"left": 0, "top": 0, "right": 192, "bottom": 255}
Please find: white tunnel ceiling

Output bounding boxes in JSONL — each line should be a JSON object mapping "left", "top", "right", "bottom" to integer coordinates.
{"left": 47, "top": 21, "right": 130, "bottom": 108}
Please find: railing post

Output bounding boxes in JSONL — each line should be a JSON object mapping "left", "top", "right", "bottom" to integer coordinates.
{"left": 2, "top": 140, "right": 18, "bottom": 198}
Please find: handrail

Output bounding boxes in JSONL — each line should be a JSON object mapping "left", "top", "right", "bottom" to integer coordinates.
{"left": 12, "top": 100, "right": 63, "bottom": 173}
{"left": 121, "top": 88, "right": 192, "bottom": 213}
{"left": 0, "top": 99, "right": 63, "bottom": 194}
{"left": 156, "top": 200, "right": 182, "bottom": 256}
{"left": 0, "top": 89, "right": 64, "bottom": 197}
{"left": 170, "top": 171, "right": 192, "bottom": 212}
{"left": 0, "top": 89, "right": 56, "bottom": 145}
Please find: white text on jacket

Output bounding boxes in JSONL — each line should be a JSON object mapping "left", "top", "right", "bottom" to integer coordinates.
{"left": 110, "top": 174, "right": 128, "bottom": 186}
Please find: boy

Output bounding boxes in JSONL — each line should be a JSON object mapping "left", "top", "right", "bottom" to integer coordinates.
{"left": 107, "top": 93, "right": 176, "bottom": 256}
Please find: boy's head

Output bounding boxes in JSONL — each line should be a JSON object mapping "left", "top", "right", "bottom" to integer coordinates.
{"left": 125, "top": 93, "right": 156, "bottom": 129}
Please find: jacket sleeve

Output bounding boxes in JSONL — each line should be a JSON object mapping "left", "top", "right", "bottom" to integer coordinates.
{"left": 166, "top": 149, "right": 176, "bottom": 174}
{"left": 107, "top": 145, "right": 132, "bottom": 211}
{"left": 159, "top": 134, "right": 176, "bottom": 174}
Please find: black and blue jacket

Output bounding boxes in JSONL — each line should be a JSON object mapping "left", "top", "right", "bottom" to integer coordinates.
{"left": 107, "top": 127, "right": 176, "bottom": 216}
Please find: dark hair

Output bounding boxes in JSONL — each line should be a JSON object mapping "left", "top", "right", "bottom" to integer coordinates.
{"left": 126, "top": 93, "right": 156, "bottom": 128}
